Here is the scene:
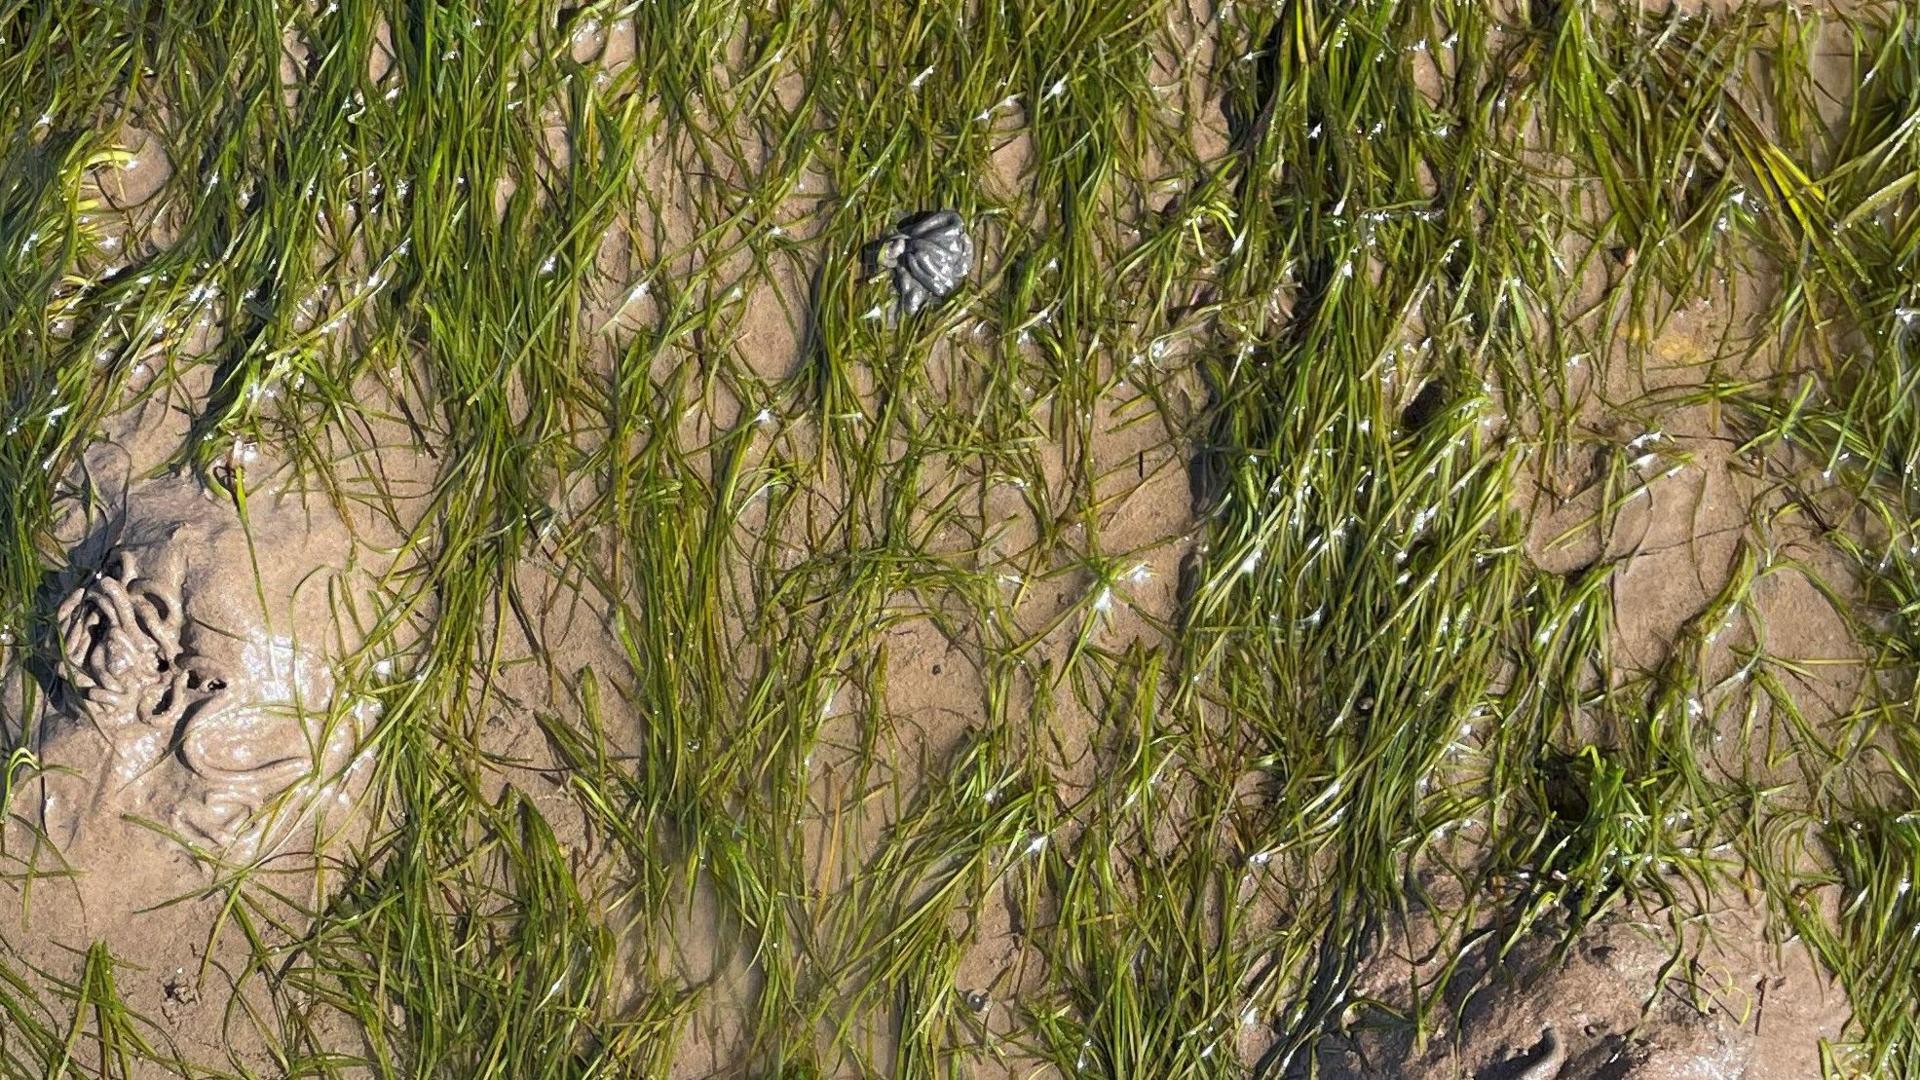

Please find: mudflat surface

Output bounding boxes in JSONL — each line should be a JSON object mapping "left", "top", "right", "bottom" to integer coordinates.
{"left": 1, "top": 3, "right": 1914, "bottom": 1077}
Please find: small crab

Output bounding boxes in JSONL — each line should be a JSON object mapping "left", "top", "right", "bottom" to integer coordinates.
{"left": 869, "top": 209, "right": 973, "bottom": 315}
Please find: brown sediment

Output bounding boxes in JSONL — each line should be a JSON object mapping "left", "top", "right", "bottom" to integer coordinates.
{"left": 5, "top": 471, "right": 375, "bottom": 930}
{"left": 0, "top": 444, "right": 396, "bottom": 1072}
{"left": 1319, "top": 898, "right": 1850, "bottom": 1080}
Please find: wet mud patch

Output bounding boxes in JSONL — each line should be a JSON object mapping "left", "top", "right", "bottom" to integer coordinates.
{"left": 0, "top": 468, "right": 385, "bottom": 1072}
{"left": 1318, "top": 900, "right": 1849, "bottom": 1080}
{"left": 3, "top": 1, "right": 1916, "bottom": 1076}
{"left": 5, "top": 471, "right": 373, "bottom": 884}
